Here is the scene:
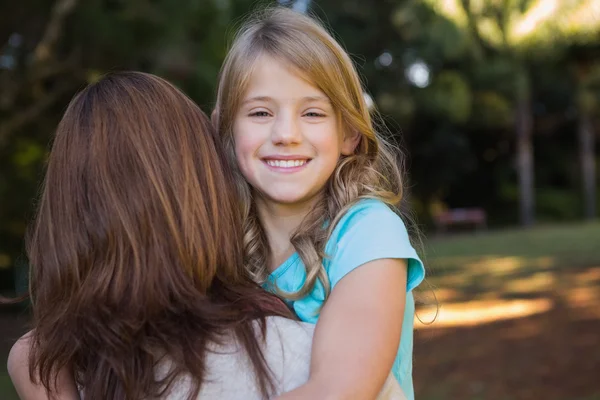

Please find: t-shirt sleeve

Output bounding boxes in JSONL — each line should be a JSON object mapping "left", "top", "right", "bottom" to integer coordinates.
{"left": 326, "top": 202, "right": 425, "bottom": 292}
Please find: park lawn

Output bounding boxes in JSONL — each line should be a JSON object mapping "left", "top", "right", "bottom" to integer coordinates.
{"left": 426, "top": 221, "right": 600, "bottom": 266}
{"left": 414, "top": 222, "right": 600, "bottom": 400}
{"left": 418, "top": 221, "right": 600, "bottom": 303}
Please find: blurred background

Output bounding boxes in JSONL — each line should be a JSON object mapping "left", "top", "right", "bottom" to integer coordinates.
{"left": 1, "top": 0, "right": 599, "bottom": 399}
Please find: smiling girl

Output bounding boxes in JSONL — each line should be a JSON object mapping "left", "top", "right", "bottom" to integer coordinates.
{"left": 213, "top": 7, "right": 426, "bottom": 399}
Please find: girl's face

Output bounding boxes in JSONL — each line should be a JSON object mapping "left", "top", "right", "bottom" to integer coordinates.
{"left": 233, "top": 55, "right": 358, "bottom": 211}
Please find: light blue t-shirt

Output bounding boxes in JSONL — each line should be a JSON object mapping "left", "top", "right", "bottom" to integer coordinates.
{"left": 264, "top": 198, "right": 425, "bottom": 400}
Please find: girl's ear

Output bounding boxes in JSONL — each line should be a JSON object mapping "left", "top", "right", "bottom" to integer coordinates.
{"left": 341, "top": 130, "right": 361, "bottom": 155}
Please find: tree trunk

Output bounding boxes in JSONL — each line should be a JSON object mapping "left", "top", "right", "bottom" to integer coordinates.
{"left": 579, "top": 112, "right": 596, "bottom": 220}
{"left": 515, "top": 70, "right": 535, "bottom": 226}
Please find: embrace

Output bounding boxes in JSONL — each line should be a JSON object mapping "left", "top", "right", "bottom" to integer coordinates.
{"left": 8, "top": 7, "right": 424, "bottom": 400}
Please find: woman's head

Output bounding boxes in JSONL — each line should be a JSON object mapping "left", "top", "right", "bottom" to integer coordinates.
{"left": 214, "top": 7, "right": 405, "bottom": 298}
{"left": 31, "top": 72, "right": 242, "bottom": 305}
{"left": 28, "top": 71, "right": 289, "bottom": 399}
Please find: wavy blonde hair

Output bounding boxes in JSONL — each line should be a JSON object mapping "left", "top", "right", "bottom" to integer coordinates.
{"left": 214, "top": 7, "right": 407, "bottom": 301}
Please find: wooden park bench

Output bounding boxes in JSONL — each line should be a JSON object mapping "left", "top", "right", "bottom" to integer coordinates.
{"left": 433, "top": 207, "right": 487, "bottom": 233}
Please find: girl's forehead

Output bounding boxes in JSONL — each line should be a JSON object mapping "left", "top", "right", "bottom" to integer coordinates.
{"left": 242, "top": 54, "right": 329, "bottom": 101}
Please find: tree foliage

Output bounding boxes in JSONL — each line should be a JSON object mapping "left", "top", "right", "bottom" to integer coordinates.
{"left": 0, "top": 0, "right": 599, "bottom": 286}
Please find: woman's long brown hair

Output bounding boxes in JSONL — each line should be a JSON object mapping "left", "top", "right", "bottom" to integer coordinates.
{"left": 26, "top": 71, "right": 292, "bottom": 400}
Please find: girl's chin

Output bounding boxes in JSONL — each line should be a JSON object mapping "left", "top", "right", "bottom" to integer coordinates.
{"left": 254, "top": 191, "right": 325, "bottom": 211}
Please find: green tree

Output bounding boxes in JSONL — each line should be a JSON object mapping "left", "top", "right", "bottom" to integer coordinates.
{"left": 575, "top": 62, "right": 600, "bottom": 220}
{"left": 0, "top": 0, "right": 258, "bottom": 285}
{"left": 428, "top": 0, "right": 600, "bottom": 225}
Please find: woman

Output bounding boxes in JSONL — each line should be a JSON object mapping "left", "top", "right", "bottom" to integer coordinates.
{"left": 7, "top": 72, "right": 405, "bottom": 399}
{"left": 8, "top": 71, "right": 312, "bottom": 400}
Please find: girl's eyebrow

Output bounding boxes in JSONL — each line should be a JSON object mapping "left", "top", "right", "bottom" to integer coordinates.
{"left": 242, "top": 96, "right": 272, "bottom": 105}
{"left": 241, "top": 95, "right": 331, "bottom": 105}
{"left": 302, "top": 95, "right": 331, "bottom": 104}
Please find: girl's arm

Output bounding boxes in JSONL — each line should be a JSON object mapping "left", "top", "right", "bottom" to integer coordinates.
{"left": 276, "top": 258, "right": 407, "bottom": 400}
{"left": 7, "top": 333, "right": 80, "bottom": 400}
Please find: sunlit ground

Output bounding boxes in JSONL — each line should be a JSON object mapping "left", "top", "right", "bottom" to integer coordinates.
{"left": 414, "top": 222, "right": 600, "bottom": 400}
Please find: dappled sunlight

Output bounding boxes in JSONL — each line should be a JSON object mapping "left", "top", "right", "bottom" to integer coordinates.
{"left": 434, "top": 272, "right": 476, "bottom": 288}
{"left": 564, "top": 286, "right": 600, "bottom": 309}
{"left": 418, "top": 226, "right": 600, "bottom": 399}
{"left": 563, "top": 0, "right": 600, "bottom": 34}
{"left": 426, "top": 0, "right": 600, "bottom": 51}
{"left": 417, "top": 260, "right": 600, "bottom": 329}
{"left": 511, "top": 0, "right": 558, "bottom": 38}
{"left": 426, "top": 287, "right": 462, "bottom": 302}
{"left": 465, "top": 255, "right": 524, "bottom": 275}
{"left": 573, "top": 266, "right": 600, "bottom": 285}
{"left": 428, "top": 255, "right": 558, "bottom": 297}
{"left": 435, "top": 0, "right": 468, "bottom": 28}
{"left": 432, "top": 255, "right": 555, "bottom": 275}
{"left": 503, "top": 271, "right": 556, "bottom": 294}
{"left": 415, "top": 298, "right": 553, "bottom": 329}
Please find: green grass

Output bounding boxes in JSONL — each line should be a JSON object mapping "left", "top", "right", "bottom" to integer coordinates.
{"left": 426, "top": 221, "right": 600, "bottom": 266}
{"left": 420, "top": 222, "right": 600, "bottom": 302}
{"left": 415, "top": 221, "right": 600, "bottom": 400}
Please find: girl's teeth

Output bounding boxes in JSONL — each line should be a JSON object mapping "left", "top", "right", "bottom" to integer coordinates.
{"left": 266, "top": 160, "right": 306, "bottom": 168}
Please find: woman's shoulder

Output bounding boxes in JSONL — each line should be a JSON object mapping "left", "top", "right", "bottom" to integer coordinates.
{"left": 263, "top": 316, "right": 314, "bottom": 338}
{"left": 261, "top": 317, "right": 314, "bottom": 366}
{"left": 163, "top": 317, "right": 313, "bottom": 399}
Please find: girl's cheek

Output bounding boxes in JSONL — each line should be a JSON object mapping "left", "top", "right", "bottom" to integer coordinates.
{"left": 233, "top": 122, "right": 261, "bottom": 152}
{"left": 235, "top": 136, "right": 257, "bottom": 159}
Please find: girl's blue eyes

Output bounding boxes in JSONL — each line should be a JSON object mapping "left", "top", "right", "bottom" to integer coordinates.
{"left": 248, "top": 111, "right": 326, "bottom": 118}
{"left": 304, "top": 112, "right": 326, "bottom": 117}
{"left": 249, "top": 111, "right": 270, "bottom": 117}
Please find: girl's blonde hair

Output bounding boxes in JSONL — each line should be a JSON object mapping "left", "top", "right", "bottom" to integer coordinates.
{"left": 214, "top": 7, "right": 407, "bottom": 300}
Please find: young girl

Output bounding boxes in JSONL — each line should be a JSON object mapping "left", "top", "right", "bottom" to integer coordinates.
{"left": 214, "top": 7, "right": 425, "bottom": 400}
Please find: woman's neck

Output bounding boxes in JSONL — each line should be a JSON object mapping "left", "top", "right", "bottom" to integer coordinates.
{"left": 255, "top": 196, "right": 319, "bottom": 271}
